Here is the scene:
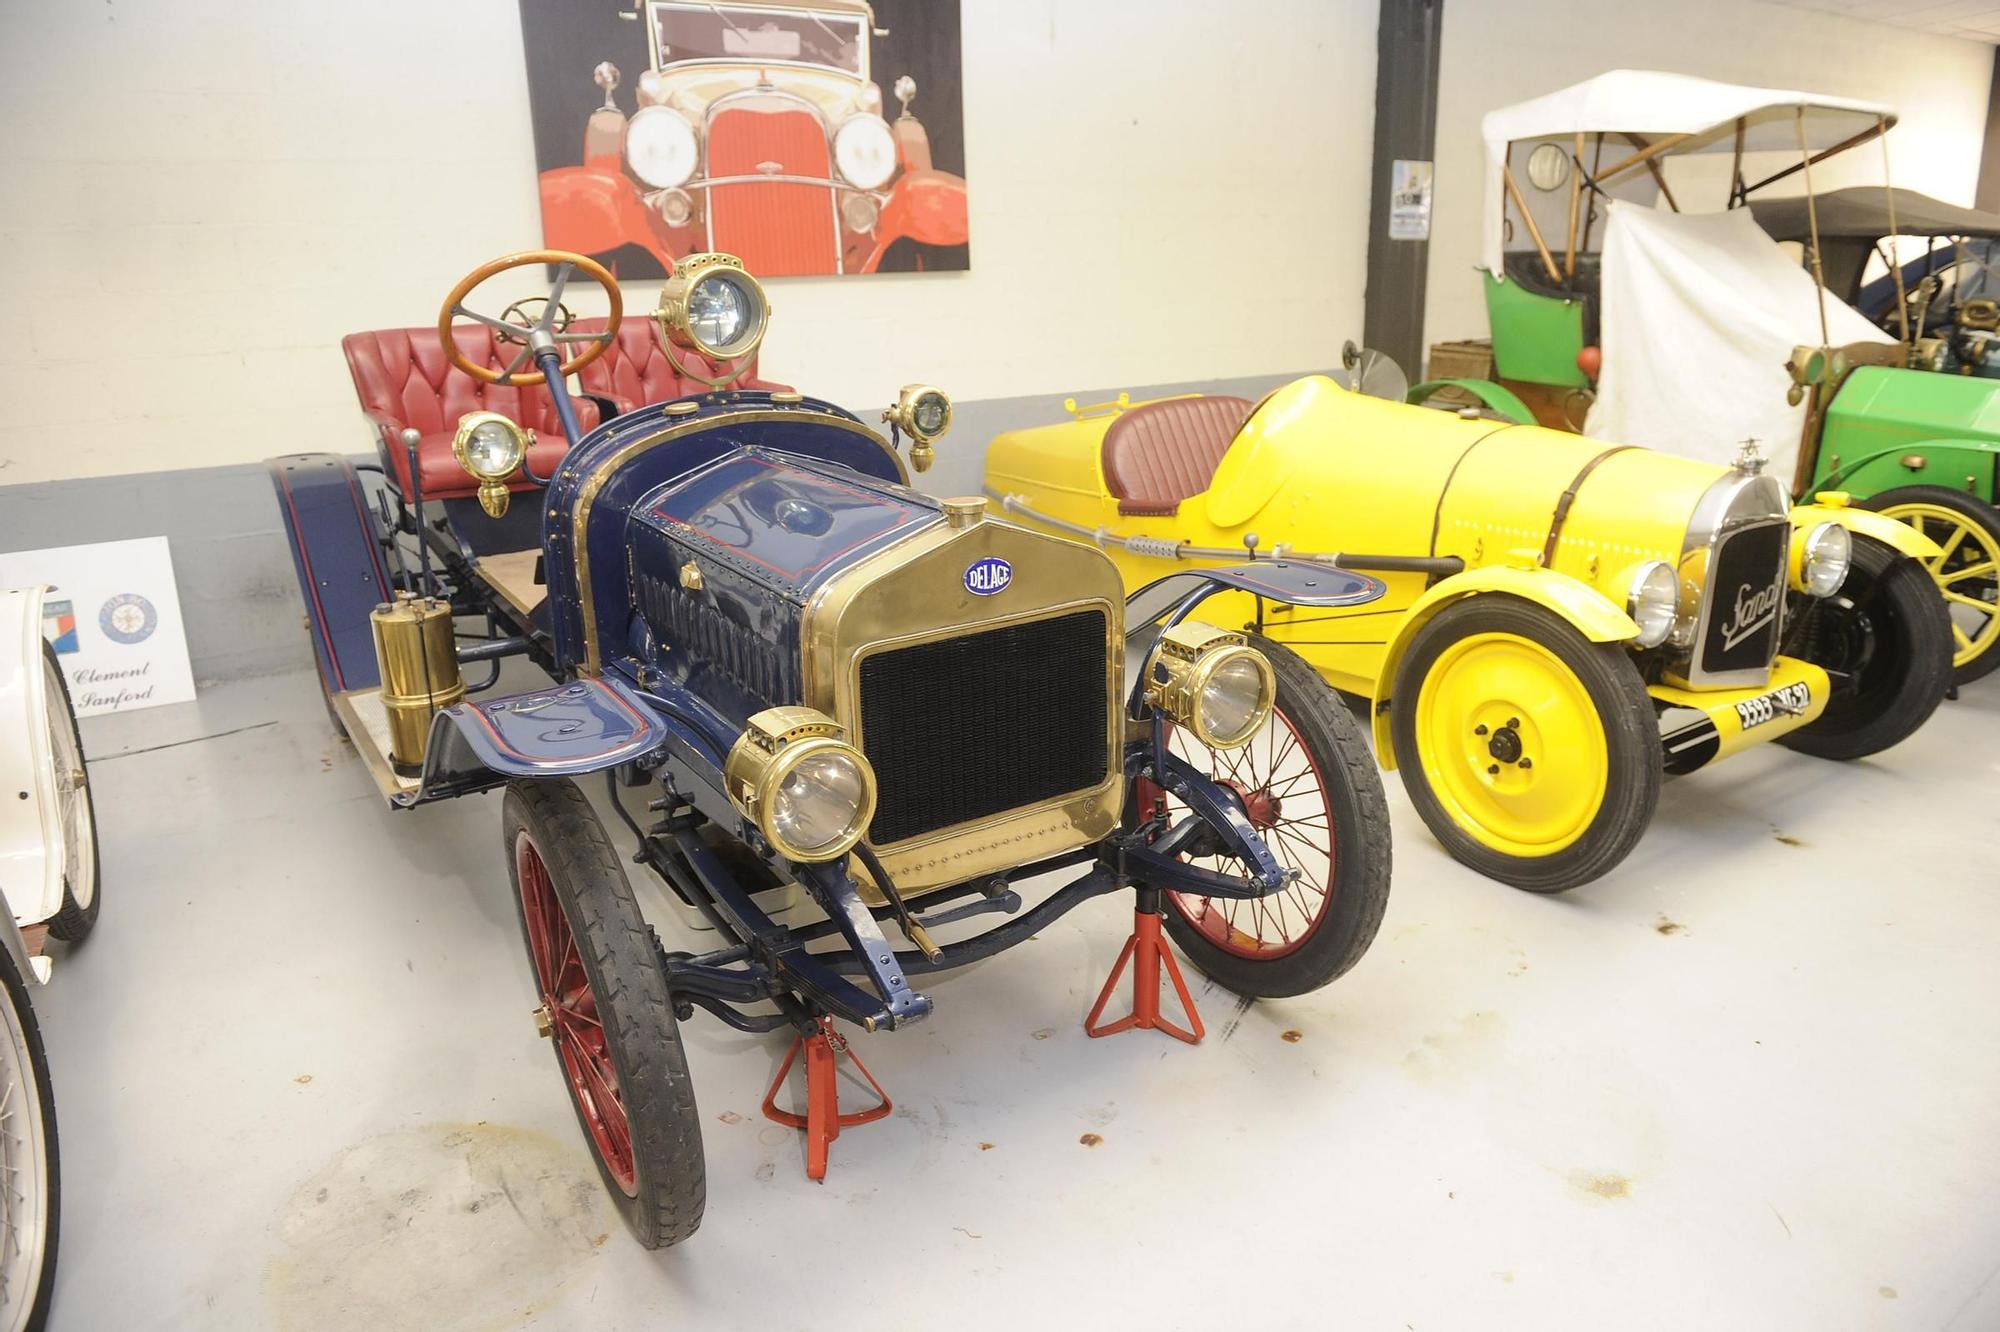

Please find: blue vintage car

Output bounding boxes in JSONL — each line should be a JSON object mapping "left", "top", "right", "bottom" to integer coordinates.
{"left": 270, "top": 248, "right": 1393, "bottom": 1247}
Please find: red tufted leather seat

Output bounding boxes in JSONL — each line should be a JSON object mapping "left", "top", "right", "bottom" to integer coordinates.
{"left": 573, "top": 318, "right": 781, "bottom": 414}
{"left": 341, "top": 320, "right": 782, "bottom": 501}
{"left": 1099, "top": 395, "right": 1254, "bottom": 517}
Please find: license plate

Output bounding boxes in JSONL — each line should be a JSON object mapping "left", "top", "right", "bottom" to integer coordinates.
{"left": 1733, "top": 680, "right": 1812, "bottom": 730}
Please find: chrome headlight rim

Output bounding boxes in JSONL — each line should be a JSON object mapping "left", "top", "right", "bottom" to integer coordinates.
{"left": 451, "top": 411, "right": 529, "bottom": 481}
{"left": 724, "top": 709, "right": 877, "bottom": 864}
{"left": 625, "top": 105, "right": 699, "bottom": 189}
{"left": 832, "top": 113, "right": 897, "bottom": 190}
{"left": 1802, "top": 520, "right": 1851, "bottom": 597}
{"left": 1624, "top": 559, "right": 1679, "bottom": 649}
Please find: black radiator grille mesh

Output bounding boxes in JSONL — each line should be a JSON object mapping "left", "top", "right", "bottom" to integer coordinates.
{"left": 1699, "top": 521, "right": 1789, "bottom": 677}
{"left": 859, "top": 609, "right": 1110, "bottom": 845}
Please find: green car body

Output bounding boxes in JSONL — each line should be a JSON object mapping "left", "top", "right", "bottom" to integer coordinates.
{"left": 1810, "top": 367, "right": 2000, "bottom": 501}
{"left": 1481, "top": 278, "right": 2000, "bottom": 507}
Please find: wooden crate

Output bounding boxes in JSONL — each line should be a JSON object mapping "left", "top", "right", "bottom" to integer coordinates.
{"left": 1426, "top": 338, "right": 1494, "bottom": 381}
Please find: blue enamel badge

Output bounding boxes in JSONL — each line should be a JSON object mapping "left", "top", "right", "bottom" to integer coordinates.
{"left": 964, "top": 557, "right": 1013, "bottom": 597}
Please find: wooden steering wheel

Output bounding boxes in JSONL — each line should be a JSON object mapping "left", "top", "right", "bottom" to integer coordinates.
{"left": 437, "top": 250, "right": 623, "bottom": 387}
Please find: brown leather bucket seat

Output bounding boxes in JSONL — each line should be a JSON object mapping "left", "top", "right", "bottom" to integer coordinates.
{"left": 1099, "top": 395, "right": 1254, "bottom": 517}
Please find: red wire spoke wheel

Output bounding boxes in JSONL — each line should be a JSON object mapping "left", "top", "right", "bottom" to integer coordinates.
{"left": 1147, "top": 633, "right": 1392, "bottom": 999}
{"left": 503, "top": 779, "right": 706, "bottom": 1249}
{"left": 1162, "top": 704, "right": 1334, "bottom": 960}
{"left": 517, "top": 832, "right": 636, "bottom": 1192}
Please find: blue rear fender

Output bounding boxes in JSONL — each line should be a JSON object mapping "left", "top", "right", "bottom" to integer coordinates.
{"left": 267, "top": 453, "right": 395, "bottom": 699}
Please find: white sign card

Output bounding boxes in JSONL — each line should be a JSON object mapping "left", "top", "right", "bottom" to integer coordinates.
{"left": 1389, "top": 158, "right": 1434, "bottom": 241}
{"left": 0, "top": 536, "right": 197, "bottom": 717}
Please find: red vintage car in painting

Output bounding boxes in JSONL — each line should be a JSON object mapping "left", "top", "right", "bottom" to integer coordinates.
{"left": 538, "top": 0, "right": 969, "bottom": 277}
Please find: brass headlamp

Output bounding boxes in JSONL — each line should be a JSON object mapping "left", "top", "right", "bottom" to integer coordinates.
{"left": 652, "top": 252, "right": 770, "bottom": 387}
{"left": 451, "top": 411, "right": 533, "bottom": 518}
{"left": 884, "top": 383, "right": 953, "bottom": 473}
{"left": 1145, "top": 622, "right": 1276, "bottom": 750}
{"left": 723, "top": 706, "right": 878, "bottom": 863}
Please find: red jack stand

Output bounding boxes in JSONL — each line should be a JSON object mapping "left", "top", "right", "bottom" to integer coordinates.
{"left": 761, "top": 1016, "right": 892, "bottom": 1181}
{"left": 1085, "top": 903, "right": 1205, "bottom": 1044}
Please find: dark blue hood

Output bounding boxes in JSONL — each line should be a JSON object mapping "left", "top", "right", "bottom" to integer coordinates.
{"left": 621, "top": 444, "right": 941, "bottom": 723}
{"left": 630, "top": 446, "right": 939, "bottom": 600}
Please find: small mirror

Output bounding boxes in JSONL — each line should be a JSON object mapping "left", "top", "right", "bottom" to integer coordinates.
{"left": 1526, "top": 142, "right": 1571, "bottom": 192}
{"left": 1342, "top": 343, "right": 1410, "bottom": 403}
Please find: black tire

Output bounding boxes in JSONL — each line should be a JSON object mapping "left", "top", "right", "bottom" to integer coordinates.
{"left": 1155, "top": 634, "right": 1392, "bottom": 998}
{"left": 39, "top": 643, "right": 99, "bottom": 946}
{"left": 1389, "top": 596, "right": 1661, "bottom": 893}
{"left": 1778, "top": 534, "right": 1953, "bottom": 760}
{"left": 1857, "top": 486, "right": 2000, "bottom": 687}
{"left": 0, "top": 944, "right": 58, "bottom": 1332}
{"left": 502, "top": 779, "right": 705, "bottom": 1250}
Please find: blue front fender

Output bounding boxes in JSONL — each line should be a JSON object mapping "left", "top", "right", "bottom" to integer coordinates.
{"left": 403, "top": 673, "right": 732, "bottom": 806}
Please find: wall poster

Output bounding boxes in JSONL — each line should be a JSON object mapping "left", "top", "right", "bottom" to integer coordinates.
{"left": 519, "top": 0, "right": 969, "bottom": 279}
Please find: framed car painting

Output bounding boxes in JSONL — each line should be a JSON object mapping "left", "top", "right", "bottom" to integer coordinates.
{"left": 518, "top": 0, "right": 969, "bottom": 278}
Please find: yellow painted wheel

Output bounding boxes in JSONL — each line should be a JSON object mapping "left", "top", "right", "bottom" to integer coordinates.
{"left": 1864, "top": 487, "right": 2000, "bottom": 687}
{"left": 1389, "top": 597, "right": 1660, "bottom": 893}
{"left": 1872, "top": 492, "right": 2000, "bottom": 680}
{"left": 1414, "top": 632, "right": 1609, "bottom": 857}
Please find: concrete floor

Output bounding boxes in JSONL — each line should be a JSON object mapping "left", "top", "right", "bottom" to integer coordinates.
{"left": 33, "top": 664, "right": 2000, "bottom": 1331}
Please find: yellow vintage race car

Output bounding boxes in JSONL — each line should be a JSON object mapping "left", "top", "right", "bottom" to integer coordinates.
{"left": 985, "top": 373, "right": 1953, "bottom": 891}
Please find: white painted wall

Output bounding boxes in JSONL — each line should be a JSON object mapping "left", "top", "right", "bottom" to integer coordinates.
{"left": 0, "top": 0, "right": 1378, "bottom": 486}
{"left": 1423, "top": 0, "right": 1995, "bottom": 359}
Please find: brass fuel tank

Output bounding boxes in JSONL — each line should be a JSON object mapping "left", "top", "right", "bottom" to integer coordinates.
{"left": 369, "top": 593, "right": 464, "bottom": 770}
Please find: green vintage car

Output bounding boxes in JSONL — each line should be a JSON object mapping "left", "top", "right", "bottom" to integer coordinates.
{"left": 1454, "top": 70, "right": 1999, "bottom": 684}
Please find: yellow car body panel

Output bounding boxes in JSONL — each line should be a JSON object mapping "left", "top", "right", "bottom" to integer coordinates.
{"left": 1652, "top": 655, "right": 1829, "bottom": 764}
{"left": 986, "top": 373, "right": 1942, "bottom": 886}
{"left": 987, "top": 374, "right": 1723, "bottom": 699}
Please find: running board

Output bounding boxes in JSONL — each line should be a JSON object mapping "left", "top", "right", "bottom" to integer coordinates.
{"left": 331, "top": 687, "right": 421, "bottom": 801}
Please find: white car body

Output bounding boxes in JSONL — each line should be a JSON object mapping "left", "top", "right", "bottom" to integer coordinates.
{"left": 0, "top": 586, "right": 67, "bottom": 928}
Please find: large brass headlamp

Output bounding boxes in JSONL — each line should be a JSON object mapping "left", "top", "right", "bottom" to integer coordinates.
{"left": 723, "top": 706, "right": 878, "bottom": 863}
{"left": 1145, "top": 622, "right": 1277, "bottom": 750}
{"left": 653, "top": 252, "right": 770, "bottom": 376}
{"left": 451, "top": 411, "right": 532, "bottom": 518}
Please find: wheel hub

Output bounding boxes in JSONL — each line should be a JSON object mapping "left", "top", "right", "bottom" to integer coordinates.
{"left": 1219, "top": 778, "right": 1282, "bottom": 829}
{"left": 1486, "top": 721, "right": 1525, "bottom": 765}
{"left": 532, "top": 1004, "right": 553, "bottom": 1039}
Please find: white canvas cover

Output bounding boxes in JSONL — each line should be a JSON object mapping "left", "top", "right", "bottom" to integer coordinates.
{"left": 1582, "top": 200, "right": 1892, "bottom": 481}
{"left": 1481, "top": 70, "right": 1896, "bottom": 274}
